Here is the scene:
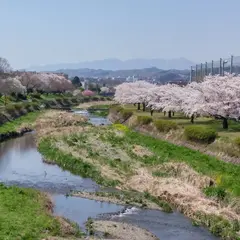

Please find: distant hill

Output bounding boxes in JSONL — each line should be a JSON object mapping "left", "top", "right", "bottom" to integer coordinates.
{"left": 25, "top": 58, "right": 194, "bottom": 72}
{"left": 53, "top": 67, "right": 190, "bottom": 83}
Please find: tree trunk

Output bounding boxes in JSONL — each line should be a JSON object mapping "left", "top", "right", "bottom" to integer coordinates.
{"left": 222, "top": 118, "right": 228, "bottom": 129}
{"left": 164, "top": 111, "right": 166, "bottom": 116}
{"left": 137, "top": 103, "right": 141, "bottom": 110}
{"left": 142, "top": 103, "right": 146, "bottom": 112}
{"left": 172, "top": 112, "right": 175, "bottom": 116}
{"left": 168, "top": 111, "right": 172, "bottom": 118}
{"left": 150, "top": 110, "right": 154, "bottom": 116}
{"left": 191, "top": 115, "right": 194, "bottom": 123}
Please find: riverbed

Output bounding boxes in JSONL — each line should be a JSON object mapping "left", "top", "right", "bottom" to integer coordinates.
{"left": 0, "top": 110, "right": 219, "bottom": 240}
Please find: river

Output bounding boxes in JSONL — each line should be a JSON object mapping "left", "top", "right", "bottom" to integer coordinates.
{"left": 0, "top": 110, "right": 219, "bottom": 240}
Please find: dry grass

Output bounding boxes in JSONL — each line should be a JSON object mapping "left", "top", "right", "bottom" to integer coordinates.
{"left": 132, "top": 144, "right": 153, "bottom": 157}
{"left": 35, "top": 110, "right": 88, "bottom": 140}
{"left": 53, "top": 138, "right": 123, "bottom": 183}
{"left": 127, "top": 168, "right": 240, "bottom": 221}
{"left": 154, "top": 162, "right": 213, "bottom": 189}
{"left": 37, "top": 110, "right": 240, "bottom": 238}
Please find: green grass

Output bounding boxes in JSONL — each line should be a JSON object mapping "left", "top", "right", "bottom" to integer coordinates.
{"left": 0, "top": 111, "right": 42, "bottom": 134}
{"left": 38, "top": 138, "right": 119, "bottom": 187}
{"left": 123, "top": 104, "right": 240, "bottom": 140}
{"left": 0, "top": 184, "right": 81, "bottom": 239}
{"left": 123, "top": 129, "right": 240, "bottom": 196}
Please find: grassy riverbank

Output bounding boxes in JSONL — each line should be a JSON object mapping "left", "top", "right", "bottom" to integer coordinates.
{"left": 118, "top": 105, "right": 240, "bottom": 162}
{"left": 0, "top": 111, "right": 42, "bottom": 134}
{"left": 0, "top": 184, "right": 81, "bottom": 239}
{"left": 36, "top": 110, "right": 240, "bottom": 239}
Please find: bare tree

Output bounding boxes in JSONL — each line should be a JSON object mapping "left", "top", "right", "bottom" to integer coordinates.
{"left": 0, "top": 57, "right": 12, "bottom": 73}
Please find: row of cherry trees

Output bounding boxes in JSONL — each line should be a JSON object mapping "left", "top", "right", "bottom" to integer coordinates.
{"left": 0, "top": 72, "right": 73, "bottom": 95}
{"left": 114, "top": 74, "right": 240, "bottom": 129}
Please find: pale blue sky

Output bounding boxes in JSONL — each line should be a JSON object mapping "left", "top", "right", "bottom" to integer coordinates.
{"left": 1, "top": 0, "right": 240, "bottom": 69}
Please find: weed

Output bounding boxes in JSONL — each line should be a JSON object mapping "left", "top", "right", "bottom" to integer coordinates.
{"left": 184, "top": 125, "right": 217, "bottom": 143}
{"left": 154, "top": 119, "right": 177, "bottom": 132}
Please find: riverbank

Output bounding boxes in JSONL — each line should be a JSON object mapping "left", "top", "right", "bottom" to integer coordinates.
{"left": 0, "top": 111, "right": 42, "bottom": 142}
{"left": 0, "top": 184, "right": 81, "bottom": 239}
{"left": 36, "top": 109, "right": 240, "bottom": 239}
{"left": 110, "top": 105, "right": 240, "bottom": 165}
{"left": 72, "top": 190, "right": 170, "bottom": 211}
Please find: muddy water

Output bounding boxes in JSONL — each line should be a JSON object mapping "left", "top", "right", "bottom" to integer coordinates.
{"left": 0, "top": 111, "right": 219, "bottom": 240}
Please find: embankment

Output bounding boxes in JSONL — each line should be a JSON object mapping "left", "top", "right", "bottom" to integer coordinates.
{"left": 36, "top": 109, "right": 240, "bottom": 239}
{"left": 0, "top": 97, "right": 111, "bottom": 143}
{"left": 108, "top": 106, "right": 240, "bottom": 165}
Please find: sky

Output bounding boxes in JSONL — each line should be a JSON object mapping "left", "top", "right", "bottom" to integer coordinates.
{"left": 1, "top": 0, "right": 240, "bottom": 69}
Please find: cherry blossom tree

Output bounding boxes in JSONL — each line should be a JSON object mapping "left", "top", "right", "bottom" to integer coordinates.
{"left": 183, "top": 74, "right": 240, "bottom": 129}
{"left": 82, "top": 89, "right": 95, "bottom": 96}
{"left": 19, "top": 73, "right": 74, "bottom": 93}
{"left": 100, "top": 86, "right": 110, "bottom": 93}
{"left": 114, "top": 75, "right": 240, "bottom": 128}
{"left": 114, "top": 81, "right": 155, "bottom": 111}
{"left": 0, "top": 76, "right": 26, "bottom": 104}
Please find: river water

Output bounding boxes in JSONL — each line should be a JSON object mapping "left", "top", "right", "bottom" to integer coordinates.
{"left": 0, "top": 110, "right": 219, "bottom": 240}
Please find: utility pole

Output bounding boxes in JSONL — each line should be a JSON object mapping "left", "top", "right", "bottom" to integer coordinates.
{"left": 190, "top": 66, "right": 192, "bottom": 82}
{"left": 230, "top": 55, "right": 233, "bottom": 74}
{"left": 222, "top": 60, "right": 228, "bottom": 76}
{"left": 200, "top": 63, "right": 203, "bottom": 81}
{"left": 219, "top": 58, "right": 222, "bottom": 76}
{"left": 211, "top": 60, "right": 214, "bottom": 75}
{"left": 195, "top": 65, "right": 198, "bottom": 82}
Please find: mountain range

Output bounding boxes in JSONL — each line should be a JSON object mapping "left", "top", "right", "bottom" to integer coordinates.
{"left": 25, "top": 58, "right": 195, "bottom": 72}
{"left": 52, "top": 67, "right": 190, "bottom": 83}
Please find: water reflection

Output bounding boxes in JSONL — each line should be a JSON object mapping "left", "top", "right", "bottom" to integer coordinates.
{"left": 0, "top": 133, "right": 98, "bottom": 193}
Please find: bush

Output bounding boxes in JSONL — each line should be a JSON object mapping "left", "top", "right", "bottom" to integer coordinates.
{"left": 184, "top": 125, "right": 217, "bottom": 143}
{"left": 234, "top": 137, "right": 240, "bottom": 148}
{"left": 154, "top": 119, "right": 177, "bottom": 132}
{"left": 120, "top": 109, "right": 133, "bottom": 120}
{"left": 204, "top": 186, "right": 227, "bottom": 201}
{"left": 14, "top": 103, "right": 24, "bottom": 111}
{"left": 30, "top": 93, "right": 41, "bottom": 99}
{"left": 5, "top": 105, "right": 16, "bottom": 114}
{"left": 137, "top": 116, "right": 153, "bottom": 125}
{"left": 17, "top": 93, "right": 27, "bottom": 100}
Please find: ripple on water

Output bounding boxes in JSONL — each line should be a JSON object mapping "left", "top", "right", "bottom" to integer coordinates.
{"left": 0, "top": 113, "right": 220, "bottom": 240}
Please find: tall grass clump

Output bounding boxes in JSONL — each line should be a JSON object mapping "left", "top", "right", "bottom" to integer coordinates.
{"left": 38, "top": 138, "right": 118, "bottom": 187}
{"left": 184, "top": 125, "right": 217, "bottom": 143}
{"left": 154, "top": 119, "right": 177, "bottom": 132}
{"left": 137, "top": 116, "right": 153, "bottom": 125}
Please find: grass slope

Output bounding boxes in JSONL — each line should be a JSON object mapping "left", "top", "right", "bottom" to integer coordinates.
{"left": 124, "top": 130, "right": 240, "bottom": 196}
{"left": 0, "top": 111, "right": 42, "bottom": 134}
{"left": 0, "top": 184, "right": 80, "bottom": 239}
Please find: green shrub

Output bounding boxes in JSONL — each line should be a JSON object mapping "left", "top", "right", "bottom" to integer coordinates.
{"left": 120, "top": 109, "right": 133, "bottom": 120}
{"left": 111, "top": 105, "right": 122, "bottom": 113}
{"left": 184, "top": 125, "right": 217, "bottom": 143}
{"left": 92, "top": 96, "right": 99, "bottom": 101}
{"left": 14, "top": 103, "right": 24, "bottom": 111}
{"left": 30, "top": 92, "right": 41, "bottom": 99}
{"left": 204, "top": 186, "right": 227, "bottom": 201}
{"left": 154, "top": 119, "right": 177, "bottom": 132}
{"left": 137, "top": 116, "right": 153, "bottom": 125}
{"left": 5, "top": 105, "right": 16, "bottom": 114}
{"left": 234, "top": 137, "right": 240, "bottom": 148}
